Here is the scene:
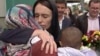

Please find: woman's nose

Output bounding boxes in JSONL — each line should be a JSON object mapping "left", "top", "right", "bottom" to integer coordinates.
{"left": 38, "top": 16, "right": 43, "bottom": 23}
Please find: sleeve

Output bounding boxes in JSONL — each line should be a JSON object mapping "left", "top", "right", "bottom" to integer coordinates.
{"left": 58, "top": 47, "right": 86, "bottom": 56}
{"left": 30, "top": 40, "right": 57, "bottom": 56}
{"left": 81, "top": 46, "right": 97, "bottom": 56}
{"left": 83, "top": 49, "right": 97, "bottom": 56}
{"left": 0, "top": 28, "right": 34, "bottom": 44}
{"left": 58, "top": 48, "right": 70, "bottom": 56}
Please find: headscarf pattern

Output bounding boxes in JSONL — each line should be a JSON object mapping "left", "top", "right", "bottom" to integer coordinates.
{"left": 5, "top": 4, "right": 42, "bottom": 29}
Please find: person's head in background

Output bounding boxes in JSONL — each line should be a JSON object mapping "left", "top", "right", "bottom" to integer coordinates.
{"left": 88, "top": 0, "right": 100, "bottom": 18}
{"left": 32, "top": 0, "right": 59, "bottom": 40}
{"left": 55, "top": 0, "right": 67, "bottom": 21}
{"left": 59, "top": 27, "right": 83, "bottom": 49}
{"left": 64, "top": 6, "right": 72, "bottom": 18}
{"left": 5, "top": 4, "right": 41, "bottom": 29}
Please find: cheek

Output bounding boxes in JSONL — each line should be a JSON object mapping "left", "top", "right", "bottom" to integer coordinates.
{"left": 89, "top": 9, "right": 95, "bottom": 15}
{"left": 34, "top": 18, "right": 39, "bottom": 23}
{"left": 45, "top": 17, "right": 52, "bottom": 29}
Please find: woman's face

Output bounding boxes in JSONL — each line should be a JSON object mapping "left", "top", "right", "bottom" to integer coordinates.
{"left": 34, "top": 3, "right": 52, "bottom": 30}
{"left": 64, "top": 8, "right": 69, "bottom": 16}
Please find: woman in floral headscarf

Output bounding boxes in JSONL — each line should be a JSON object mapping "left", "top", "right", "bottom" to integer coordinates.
{"left": 5, "top": 4, "right": 41, "bottom": 29}
{"left": 0, "top": 4, "right": 57, "bottom": 56}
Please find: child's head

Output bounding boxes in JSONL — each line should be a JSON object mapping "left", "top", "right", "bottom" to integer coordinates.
{"left": 59, "top": 27, "right": 83, "bottom": 49}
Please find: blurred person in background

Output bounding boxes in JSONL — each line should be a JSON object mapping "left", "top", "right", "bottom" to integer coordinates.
{"left": 55, "top": 0, "right": 72, "bottom": 30}
{"left": 75, "top": 0, "right": 100, "bottom": 34}
{"left": 64, "top": 6, "right": 76, "bottom": 25}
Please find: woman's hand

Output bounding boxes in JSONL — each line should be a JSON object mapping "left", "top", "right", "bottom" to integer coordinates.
{"left": 32, "top": 29, "right": 57, "bottom": 54}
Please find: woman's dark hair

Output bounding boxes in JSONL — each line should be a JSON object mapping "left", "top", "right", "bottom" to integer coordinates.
{"left": 32, "top": 0, "right": 59, "bottom": 41}
{"left": 66, "top": 7, "right": 72, "bottom": 17}
{"left": 67, "top": 7, "right": 76, "bottom": 25}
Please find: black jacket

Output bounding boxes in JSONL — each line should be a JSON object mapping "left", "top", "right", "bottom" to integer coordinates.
{"left": 75, "top": 13, "right": 100, "bottom": 34}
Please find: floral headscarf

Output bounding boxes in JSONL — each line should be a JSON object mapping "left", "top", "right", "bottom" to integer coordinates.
{"left": 5, "top": 4, "right": 42, "bottom": 29}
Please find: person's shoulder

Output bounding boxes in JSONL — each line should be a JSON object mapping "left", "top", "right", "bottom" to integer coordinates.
{"left": 58, "top": 47, "right": 70, "bottom": 56}
{"left": 80, "top": 46, "right": 95, "bottom": 52}
{"left": 63, "top": 17, "right": 71, "bottom": 22}
{"left": 80, "top": 46, "right": 97, "bottom": 56}
{"left": 77, "top": 12, "right": 88, "bottom": 20}
{"left": 58, "top": 47, "right": 85, "bottom": 56}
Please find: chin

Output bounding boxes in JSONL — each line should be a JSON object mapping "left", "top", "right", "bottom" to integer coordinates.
{"left": 42, "top": 27, "right": 46, "bottom": 30}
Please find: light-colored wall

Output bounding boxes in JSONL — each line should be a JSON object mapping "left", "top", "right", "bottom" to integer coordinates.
{"left": 0, "top": 0, "right": 6, "bottom": 17}
{"left": 0, "top": 0, "right": 6, "bottom": 28}
{"left": 0, "top": 17, "right": 6, "bottom": 28}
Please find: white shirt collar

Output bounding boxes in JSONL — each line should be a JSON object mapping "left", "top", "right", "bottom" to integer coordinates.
{"left": 59, "top": 16, "right": 64, "bottom": 29}
{"left": 87, "top": 12, "right": 100, "bottom": 19}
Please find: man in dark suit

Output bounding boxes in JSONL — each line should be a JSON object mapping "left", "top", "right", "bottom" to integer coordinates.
{"left": 55, "top": 0, "right": 72, "bottom": 30}
{"left": 55, "top": 0, "right": 73, "bottom": 47}
{"left": 75, "top": 0, "right": 100, "bottom": 34}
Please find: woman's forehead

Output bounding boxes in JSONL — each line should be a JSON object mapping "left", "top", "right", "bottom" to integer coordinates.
{"left": 35, "top": 4, "right": 52, "bottom": 14}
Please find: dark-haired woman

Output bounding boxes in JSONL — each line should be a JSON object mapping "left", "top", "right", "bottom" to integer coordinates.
{"left": 0, "top": 3, "right": 58, "bottom": 56}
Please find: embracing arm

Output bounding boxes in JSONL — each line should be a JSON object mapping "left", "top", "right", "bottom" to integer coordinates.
{"left": 0, "top": 28, "right": 33, "bottom": 44}
{"left": 0, "top": 28, "right": 57, "bottom": 54}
